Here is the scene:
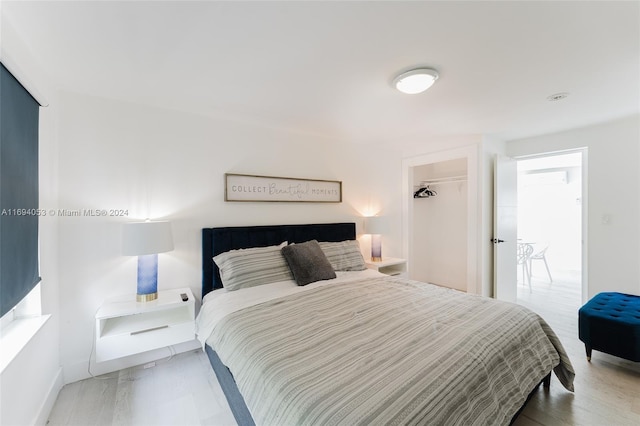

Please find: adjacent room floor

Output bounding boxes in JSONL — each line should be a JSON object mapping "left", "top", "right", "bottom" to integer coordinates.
{"left": 48, "top": 276, "right": 640, "bottom": 425}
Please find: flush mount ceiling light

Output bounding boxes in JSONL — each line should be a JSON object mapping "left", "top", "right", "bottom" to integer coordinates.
{"left": 393, "top": 68, "right": 439, "bottom": 94}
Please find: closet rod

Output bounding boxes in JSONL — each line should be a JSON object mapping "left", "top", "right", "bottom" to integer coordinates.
{"left": 419, "top": 175, "right": 467, "bottom": 185}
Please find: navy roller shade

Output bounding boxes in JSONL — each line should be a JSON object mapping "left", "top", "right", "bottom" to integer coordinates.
{"left": 0, "top": 63, "right": 41, "bottom": 317}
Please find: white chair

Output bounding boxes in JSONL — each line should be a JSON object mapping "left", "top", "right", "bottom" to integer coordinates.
{"left": 517, "top": 243, "right": 534, "bottom": 292}
{"left": 529, "top": 245, "right": 552, "bottom": 283}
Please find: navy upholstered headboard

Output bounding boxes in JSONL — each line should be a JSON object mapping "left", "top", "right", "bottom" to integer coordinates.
{"left": 202, "top": 222, "right": 356, "bottom": 297}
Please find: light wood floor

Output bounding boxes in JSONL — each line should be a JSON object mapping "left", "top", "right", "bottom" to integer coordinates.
{"left": 513, "top": 270, "right": 640, "bottom": 426}
{"left": 48, "top": 272, "right": 640, "bottom": 426}
{"left": 47, "top": 349, "right": 236, "bottom": 426}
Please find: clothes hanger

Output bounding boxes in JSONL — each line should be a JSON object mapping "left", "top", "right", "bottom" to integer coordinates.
{"left": 413, "top": 185, "right": 437, "bottom": 198}
{"left": 414, "top": 187, "right": 429, "bottom": 198}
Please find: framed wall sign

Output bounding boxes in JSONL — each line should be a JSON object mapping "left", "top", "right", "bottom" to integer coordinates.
{"left": 225, "top": 173, "right": 342, "bottom": 203}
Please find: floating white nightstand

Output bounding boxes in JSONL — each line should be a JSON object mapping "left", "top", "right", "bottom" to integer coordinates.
{"left": 95, "top": 287, "right": 196, "bottom": 362}
{"left": 365, "top": 257, "right": 407, "bottom": 277}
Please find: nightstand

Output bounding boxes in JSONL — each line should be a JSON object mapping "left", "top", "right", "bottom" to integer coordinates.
{"left": 365, "top": 257, "right": 407, "bottom": 277}
{"left": 95, "top": 287, "right": 196, "bottom": 362}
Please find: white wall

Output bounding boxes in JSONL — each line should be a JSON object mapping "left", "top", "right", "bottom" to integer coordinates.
{"left": 506, "top": 115, "right": 640, "bottom": 298}
{"left": 0, "top": 315, "right": 62, "bottom": 426}
{"left": 518, "top": 164, "right": 582, "bottom": 272}
{"left": 55, "top": 91, "right": 403, "bottom": 382}
{"left": 0, "top": 14, "right": 63, "bottom": 426}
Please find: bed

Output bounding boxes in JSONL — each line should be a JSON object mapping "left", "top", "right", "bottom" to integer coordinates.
{"left": 196, "top": 222, "right": 574, "bottom": 426}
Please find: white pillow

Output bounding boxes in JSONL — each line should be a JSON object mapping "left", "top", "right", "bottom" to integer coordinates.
{"left": 318, "top": 240, "right": 367, "bottom": 271}
{"left": 213, "top": 242, "right": 292, "bottom": 291}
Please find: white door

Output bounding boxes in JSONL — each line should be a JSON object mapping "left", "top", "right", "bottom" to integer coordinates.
{"left": 493, "top": 155, "right": 518, "bottom": 301}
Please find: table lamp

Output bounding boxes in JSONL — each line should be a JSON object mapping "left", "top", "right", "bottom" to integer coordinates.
{"left": 122, "top": 220, "right": 174, "bottom": 302}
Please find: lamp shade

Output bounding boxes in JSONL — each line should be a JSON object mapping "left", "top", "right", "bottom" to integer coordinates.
{"left": 364, "top": 216, "right": 386, "bottom": 235}
{"left": 122, "top": 221, "right": 174, "bottom": 256}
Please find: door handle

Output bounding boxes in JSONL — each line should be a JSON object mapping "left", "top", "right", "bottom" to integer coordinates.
{"left": 491, "top": 238, "right": 505, "bottom": 244}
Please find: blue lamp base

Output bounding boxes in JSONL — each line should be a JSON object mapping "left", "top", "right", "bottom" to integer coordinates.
{"left": 137, "top": 254, "right": 158, "bottom": 302}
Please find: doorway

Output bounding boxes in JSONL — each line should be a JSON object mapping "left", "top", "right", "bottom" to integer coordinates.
{"left": 515, "top": 151, "right": 584, "bottom": 311}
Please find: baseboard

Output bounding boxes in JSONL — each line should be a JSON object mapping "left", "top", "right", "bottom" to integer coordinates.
{"left": 64, "top": 339, "right": 201, "bottom": 384}
{"left": 34, "top": 366, "right": 64, "bottom": 426}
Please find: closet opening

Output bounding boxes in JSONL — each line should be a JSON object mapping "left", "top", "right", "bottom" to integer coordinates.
{"left": 402, "top": 145, "right": 480, "bottom": 295}
{"left": 411, "top": 158, "right": 468, "bottom": 292}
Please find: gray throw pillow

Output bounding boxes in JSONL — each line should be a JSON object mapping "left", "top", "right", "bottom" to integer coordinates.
{"left": 281, "top": 240, "right": 337, "bottom": 286}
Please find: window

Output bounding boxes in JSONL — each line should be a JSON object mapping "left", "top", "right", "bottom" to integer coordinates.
{"left": 0, "top": 63, "right": 41, "bottom": 318}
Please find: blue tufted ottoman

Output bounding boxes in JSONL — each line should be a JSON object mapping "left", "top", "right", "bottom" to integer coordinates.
{"left": 578, "top": 292, "right": 640, "bottom": 362}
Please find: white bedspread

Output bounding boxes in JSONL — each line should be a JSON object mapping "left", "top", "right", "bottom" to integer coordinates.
{"left": 195, "top": 269, "right": 382, "bottom": 347}
{"left": 196, "top": 273, "right": 574, "bottom": 426}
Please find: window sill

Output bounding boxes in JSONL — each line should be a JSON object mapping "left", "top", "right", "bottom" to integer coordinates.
{"left": 0, "top": 314, "right": 51, "bottom": 373}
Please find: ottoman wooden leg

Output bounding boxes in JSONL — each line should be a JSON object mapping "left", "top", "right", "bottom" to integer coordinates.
{"left": 585, "top": 344, "right": 592, "bottom": 362}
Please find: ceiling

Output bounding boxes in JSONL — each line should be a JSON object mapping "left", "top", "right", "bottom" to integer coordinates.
{"left": 2, "top": 1, "right": 639, "bottom": 145}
